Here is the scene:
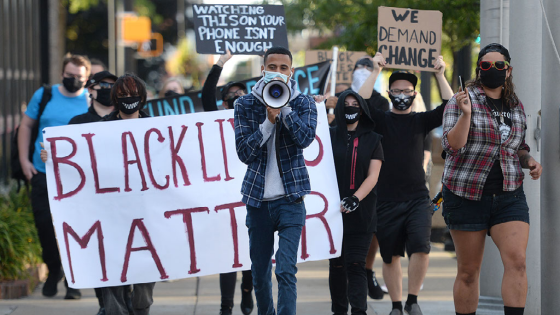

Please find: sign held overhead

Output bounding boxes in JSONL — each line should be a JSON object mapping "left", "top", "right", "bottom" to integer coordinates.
{"left": 377, "top": 6, "right": 442, "bottom": 72}
{"left": 192, "top": 4, "right": 289, "bottom": 55}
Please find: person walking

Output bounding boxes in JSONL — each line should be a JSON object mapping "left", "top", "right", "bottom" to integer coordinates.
{"left": 441, "top": 43, "right": 542, "bottom": 315}
{"left": 328, "top": 90, "right": 383, "bottom": 315}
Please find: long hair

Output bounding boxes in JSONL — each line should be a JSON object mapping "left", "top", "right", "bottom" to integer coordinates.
{"left": 467, "top": 64, "right": 520, "bottom": 108}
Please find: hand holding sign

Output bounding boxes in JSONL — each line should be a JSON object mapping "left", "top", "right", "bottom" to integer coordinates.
{"left": 216, "top": 50, "right": 233, "bottom": 67}
{"left": 372, "top": 52, "right": 387, "bottom": 71}
{"left": 433, "top": 55, "right": 446, "bottom": 75}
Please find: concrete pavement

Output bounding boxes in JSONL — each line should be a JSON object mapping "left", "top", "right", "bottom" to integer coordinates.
{"left": 0, "top": 244, "right": 501, "bottom": 315}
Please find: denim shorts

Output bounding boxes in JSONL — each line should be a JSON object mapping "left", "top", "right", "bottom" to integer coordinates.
{"left": 442, "top": 184, "right": 529, "bottom": 233}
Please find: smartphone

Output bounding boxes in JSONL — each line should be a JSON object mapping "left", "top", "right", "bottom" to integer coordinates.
{"left": 459, "top": 75, "right": 464, "bottom": 91}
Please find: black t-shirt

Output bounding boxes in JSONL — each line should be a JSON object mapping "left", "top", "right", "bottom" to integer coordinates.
{"left": 69, "top": 106, "right": 104, "bottom": 125}
{"left": 483, "top": 97, "right": 512, "bottom": 194}
{"left": 368, "top": 100, "right": 447, "bottom": 201}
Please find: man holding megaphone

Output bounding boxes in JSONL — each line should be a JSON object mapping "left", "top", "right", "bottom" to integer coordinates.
{"left": 234, "top": 46, "right": 318, "bottom": 315}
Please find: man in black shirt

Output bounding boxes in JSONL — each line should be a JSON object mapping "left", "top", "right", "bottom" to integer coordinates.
{"left": 358, "top": 52, "right": 452, "bottom": 315}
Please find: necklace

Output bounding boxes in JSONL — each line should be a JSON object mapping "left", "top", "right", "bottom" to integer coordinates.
{"left": 487, "top": 97, "right": 505, "bottom": 124}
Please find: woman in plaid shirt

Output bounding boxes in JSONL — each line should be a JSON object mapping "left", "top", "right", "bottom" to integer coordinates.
{"left": 441, "top": 43, "right": 542, "bottom": 315}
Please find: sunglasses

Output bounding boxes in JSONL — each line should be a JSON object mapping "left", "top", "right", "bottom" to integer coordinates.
{"left": 479, "top": 60, "right": 510, "bottom": 71}
{"left": 96, "top": 82, "right": 115, "bottom": 89}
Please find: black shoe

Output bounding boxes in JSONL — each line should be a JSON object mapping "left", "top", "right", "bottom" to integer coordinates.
{"left": 96, "top": 307, "right": 106, "bottom": 315}
{"left": 367, "top": 269, "right": 384, "bottom": 300}
{"left": 63, "top": 279, "right": 82, "bottom": 300}
{"left": 42, "top": 269, "right": 63, "bottom": 297}
{"left": 220, "top": 306, "right": 233, "bottom": 315}
{"left": 240, "top": 284, "right": 254, "bottom": 315}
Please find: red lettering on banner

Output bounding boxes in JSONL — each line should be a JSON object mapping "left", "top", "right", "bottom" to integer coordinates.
{"left": 164, "top": 207, "right": 210, "bottom": 274}
{"left": 227, "top": 118, "right": 235, "bottom": 130}
{"left": 214, "top": 202, "right": 245, "bottom": 268}
{"left": 144, "top": 128, "right": 170, "bottom": 190}
{"left": 300, "top": 191, "right": 337, "bottom": 259}
{"left": 196, "top": 122, "right": 221, "bottom": 182}
{"left": 63, "top": 221, "right": 108, "bottom": 283}
{"left": 122, "top": 132, "right": 149, "bottom": 192}
{"left": 121, "top": 219, "right": 169, "bottom": 282}
{"left": 304, "top": 135, "right": 324, "bottom": 167}
{"left": 82, "top": 133, "right": 120, "bottom": 194}
{"left": 168, "top": 125, "right": 191, "bottom": 187}
{"left": 215, "top": 119, "right": 234, "bottom": 181}
{"left": 47, "top": 137, "right": 86, "bottom": 200}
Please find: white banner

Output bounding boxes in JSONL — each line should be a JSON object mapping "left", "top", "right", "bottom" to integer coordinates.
{"left": 43, "top": 104, "right": 342, "bottom": 289}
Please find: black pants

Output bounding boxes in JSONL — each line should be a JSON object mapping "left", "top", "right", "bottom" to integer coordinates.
{"left": 329, "top": 233, "right": 374, "bottom": 315}
{"left": 220, "top": 270, "right": 253, "bottom": 309}
{"left": 31, "top": 172, "right": 62, "bottom": 276}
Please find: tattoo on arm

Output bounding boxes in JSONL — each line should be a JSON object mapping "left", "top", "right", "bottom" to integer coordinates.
{"left": 519, "top": 152, "right": 532, "bottom": 168}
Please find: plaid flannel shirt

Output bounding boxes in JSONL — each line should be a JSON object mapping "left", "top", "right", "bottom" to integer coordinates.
{"left": 234, "top": 93, "right": 317, "bottom": 208}
{"left": 442, "top": 86, "right": 530, "bottom": 201}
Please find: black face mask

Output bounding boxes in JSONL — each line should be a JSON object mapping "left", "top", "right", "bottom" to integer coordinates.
{"left": 63, "top": 77, "right": 84, "bottom": 93}
{"left": 480, "top": 67, "right": 507, "bottom": 89}
{"left": 164, "top": 90, "right": 180, "bottom": 97}
{"left": 226, "top": 96, "right": 239, "bottom": 109}
{"left": 93, "top": 89, "right": 113, "bottom": 107}
{"left": 344, "top": 106, "right": 361, "bottom": 124}
{"left": 389, "top": 94, "right": 416, "bottom": 111}
{"left": 117, "top": 96, "right": 143, "bottom": 115}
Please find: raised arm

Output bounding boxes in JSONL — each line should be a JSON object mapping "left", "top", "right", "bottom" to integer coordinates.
{"left": 434, "top": 55, "right": 453, "bottom": 100}
{"left": 201, "top": 50, "right": 232, "bottom": 112}
{"left": 442, "top": 89, "right": 472, "bottom": 154}
{"left": 358, "top": 52, "right": 385, "bottom": 100}
{"left": 234, "top": 100, "right": 266, "bottom": 165}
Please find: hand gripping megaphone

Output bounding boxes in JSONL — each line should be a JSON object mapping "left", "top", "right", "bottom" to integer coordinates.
{"left": 262, "top": 79, "right": 291, "bottom": 109}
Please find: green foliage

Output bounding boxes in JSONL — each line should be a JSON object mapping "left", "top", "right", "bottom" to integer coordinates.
{"left": 272, "top": 0, "right": 479, "bottom": 54}
{"left": 65, "top": 0, "right": 100, "bottom": 14}
{"left": 0, "top": 187, "right": 42, "bottom": 281}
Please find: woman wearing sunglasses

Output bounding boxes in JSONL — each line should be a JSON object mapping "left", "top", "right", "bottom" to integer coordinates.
{"left": 441, "top": 43, "right": 542, "bottom": 315}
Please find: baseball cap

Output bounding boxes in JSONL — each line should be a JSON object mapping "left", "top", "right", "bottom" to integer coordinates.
{"left": 353, "top": 57, "right": 374, "bottom": 71}
{"left": 85, "top": 71, "right": 118, "bottom": 88}
{"left": 478, "top": 43, "right": 511, "bottom": 62}
{"left": 221, "top": 81, "right": 246, "bottom": 101}
{"left": 389, "top": 70, "right": 418, "bottom": 89}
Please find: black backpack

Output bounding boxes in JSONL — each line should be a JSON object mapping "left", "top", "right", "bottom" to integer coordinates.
{"left": 11, "top": 84, "right": 52, "bottom": 183}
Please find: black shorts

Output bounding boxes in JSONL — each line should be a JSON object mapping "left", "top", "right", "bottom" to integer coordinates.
{"left": 376, "top": 198, "right": 432, "bottom": 264}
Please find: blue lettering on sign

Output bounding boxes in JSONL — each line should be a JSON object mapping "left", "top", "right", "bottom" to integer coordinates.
{"left": 146, "top": 103, "right": 155, "bottom": 116}
{"left": 179, "top": 96, "right": 195, "bottom": 113}
{"left": 245, "top": 80, "right": 258, "bottom": 93}
{"left": 306, "top": 65, "right": 320, "bottom": 95}
{"left": 163, "top": 100, "right": 176, "bottom": 116}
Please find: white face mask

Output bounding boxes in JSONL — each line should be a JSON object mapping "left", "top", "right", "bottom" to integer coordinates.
{"left": 262, "top": 70, "right": 291, "bottom": 84}
{"left": 351, "top": 68, "right": 372, "bottom": 92}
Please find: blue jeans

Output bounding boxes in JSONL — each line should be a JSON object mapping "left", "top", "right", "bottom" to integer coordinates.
{"left": 246, "top": 197, "right": 306, "bottom": 315}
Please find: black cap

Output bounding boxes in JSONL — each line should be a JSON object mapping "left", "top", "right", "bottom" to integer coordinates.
{"left": 389, "top": 70, "right": 418, "bottom": 89}
{"left": 221, "top": 81, "right": 246, "bottom": 101}
{"left": 478, "top": 43, "right": 511, "bottom": 62}
{"left": 353, "top": 57, "right": 374, "bottom": 71}
{"left": 85, "top": 71, "right": 118, "bottom": 88}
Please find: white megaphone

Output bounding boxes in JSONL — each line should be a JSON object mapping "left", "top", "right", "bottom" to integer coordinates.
{"left": 262, "top": 79, "right": 291, "bottom": 109}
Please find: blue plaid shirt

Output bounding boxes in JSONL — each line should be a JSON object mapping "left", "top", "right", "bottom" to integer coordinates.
{"left": 234, "top": 93, "right": 318, "bottom": 208}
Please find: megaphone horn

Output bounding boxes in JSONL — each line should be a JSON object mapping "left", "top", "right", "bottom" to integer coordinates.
{"left": 263, "top": 79, "right": 291, "bottom": 109}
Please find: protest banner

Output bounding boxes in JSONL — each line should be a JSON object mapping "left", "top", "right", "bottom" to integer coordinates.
{"left": 192, "top": 4, "right": 289, "bottom": 55}
{"left": 145, "top": 61, "right": 331, "bottom": 117}
{"left": 377, "top": 6, "right": 442, "bottom": 72}
{"left": 305, "top": 50, "right": 369, "bottom": 85}
{"left": 43, "top": 104, "right": 341, "bottom": 289}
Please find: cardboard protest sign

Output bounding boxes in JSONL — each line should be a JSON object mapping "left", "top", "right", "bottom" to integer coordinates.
{"left": 145, "top": 61, "right": 331, "bottom": 117}
{"left": 43, "top": 104, "right": 341, "bottom": 288}
{"left": 192, "top": 4, "right": 289, "bottom": 55}
{"left": 377, "top": 6, "right": 442, "bottom": 72}
{"left": 305, "top": 50, "right": 369, "bottom": 85}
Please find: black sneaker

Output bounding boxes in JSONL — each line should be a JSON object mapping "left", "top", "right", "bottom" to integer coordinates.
{"left": 367, "top": 269, "right": 384, "bottom": 300}
{"left": 42, "top": 269, "right": 63, "bottom": 297}
{"left": 96, "top": 307, "right": 106, "bottom": 315}
{"left": 64, "top": 278, "right": 82, "bottom": 300}
{"left": 220, "top": 306, "right": 233, "bottom": 315}
{"left": 240, "top": 284, "right": 254, "bottom": 315}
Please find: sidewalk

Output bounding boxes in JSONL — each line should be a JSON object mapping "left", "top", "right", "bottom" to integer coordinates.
{"left": 0, "top": 244, "right": 497, "bottom": 315}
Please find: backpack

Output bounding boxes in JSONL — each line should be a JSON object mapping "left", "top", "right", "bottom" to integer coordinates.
{"left": 10, "top": 84, "right": 52, "bottom": 184}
